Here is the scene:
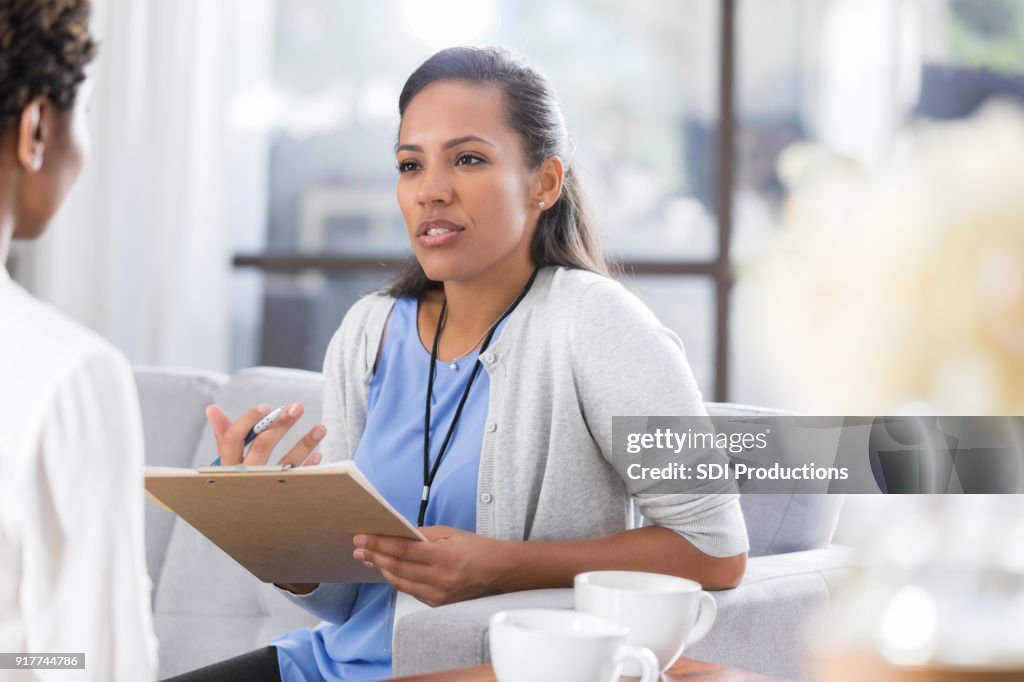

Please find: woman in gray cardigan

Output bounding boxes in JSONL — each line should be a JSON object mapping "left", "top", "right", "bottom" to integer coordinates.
{"left": 179, "top": 46, "right": 747, "bottom": 682}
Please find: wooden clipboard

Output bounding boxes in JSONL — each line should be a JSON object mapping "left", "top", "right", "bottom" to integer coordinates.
{"left": 144, "top": 462, "right": 426, "bottom": 584}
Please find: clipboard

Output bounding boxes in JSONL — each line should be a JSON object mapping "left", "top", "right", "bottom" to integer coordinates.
{"left": 144, "top": 462, "right": 426, "bottom": 584}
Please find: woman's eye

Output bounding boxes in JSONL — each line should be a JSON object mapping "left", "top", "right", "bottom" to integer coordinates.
{"left": 456, "top": 154, "right": 485, "bottom": 166}
{"left": 397, "top": 160, "right": 419, "bottom": 173}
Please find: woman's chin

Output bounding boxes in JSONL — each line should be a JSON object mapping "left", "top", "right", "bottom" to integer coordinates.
{"left": 12, "top": 216, "right": 53, "bottom": 241}
{"left": 416, "top": 255, "right": 471, "bottom": 284}
{"left": 420, "top": 266, "right": 458, "bottom": 284}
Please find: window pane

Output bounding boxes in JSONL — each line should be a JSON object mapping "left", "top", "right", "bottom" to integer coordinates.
{"left": 264, "top": 0, "right": 719, "bottom": 261}
{"left": 250, "top": 1, "right": 724, "bottom": 370}
{"left": 729, "top": 0, "right": 1024, "bottom": 405}
{"left": 731, "top": 0, "right": 1024, "bottom": 269}
{"left": 257, "top": 270, "right": 395, "bottom": 370}
{"left": 621, "top": 275, "right": 715, "bottom": 398}
{"left": 917, "top": 0, "right": 1024, "bottom": 117}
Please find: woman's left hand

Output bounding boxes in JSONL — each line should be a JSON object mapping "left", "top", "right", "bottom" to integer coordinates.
{"left": 353, "top": 527, "right": 508, "bottom": 607}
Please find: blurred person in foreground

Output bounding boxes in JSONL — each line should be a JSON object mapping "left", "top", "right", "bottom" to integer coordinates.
{"left": 0, "top": 1, "right": 158, "bottom": 680}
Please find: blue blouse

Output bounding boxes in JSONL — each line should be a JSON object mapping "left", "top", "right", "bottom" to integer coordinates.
{"left": 272, "top": 296, "right": 505, "bottom": 681}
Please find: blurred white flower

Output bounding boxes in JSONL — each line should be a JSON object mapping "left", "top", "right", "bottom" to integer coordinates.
{"left": 742, "top": 100, "right": 1024, "bottom": 414}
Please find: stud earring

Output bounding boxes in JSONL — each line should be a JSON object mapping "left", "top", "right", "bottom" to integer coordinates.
{"left": 538, "top": 201, "right": 546, "bottom": 209}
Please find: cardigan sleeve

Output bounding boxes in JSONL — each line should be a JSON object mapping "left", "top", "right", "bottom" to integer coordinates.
{"left": 319, "top": 322, "right": 352, "bottom": 464}
{"left": 572, "top": 279, "right": 749, "bottom": 558}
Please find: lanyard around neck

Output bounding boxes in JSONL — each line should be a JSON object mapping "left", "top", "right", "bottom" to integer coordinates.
{"left": 418, "top": 268, "right": 540, "bottom": 526}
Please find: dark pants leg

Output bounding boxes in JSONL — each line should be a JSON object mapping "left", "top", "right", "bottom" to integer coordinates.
{"left": 161, "top": 646, "right": 282, "bottom": 682}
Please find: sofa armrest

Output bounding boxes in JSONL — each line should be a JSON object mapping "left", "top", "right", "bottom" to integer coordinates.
{"left": 685, "top": 546, "right": 854, "bottom": 680}
{"left": 392, "top": 546, "right": 856, "bottom": 678}
{"left": 393, "top": 588, "right": 574, "bottom": 677}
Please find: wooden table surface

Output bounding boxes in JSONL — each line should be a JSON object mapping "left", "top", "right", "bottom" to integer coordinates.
{"left": 390, "top": 656, "right": 791, "bottom": 681}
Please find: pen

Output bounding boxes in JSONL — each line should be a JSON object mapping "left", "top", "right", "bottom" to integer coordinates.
{"left": 210, "top": 405, "right": 288, "bottom": 466}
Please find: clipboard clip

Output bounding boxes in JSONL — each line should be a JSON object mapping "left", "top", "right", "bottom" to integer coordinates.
{"left": 197, "top": 464, "right": 295, "bottom": 474}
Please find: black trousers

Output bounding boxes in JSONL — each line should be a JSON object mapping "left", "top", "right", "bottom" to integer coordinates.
{"left": 161, "top": 646, "right": 281, "bottom": 682}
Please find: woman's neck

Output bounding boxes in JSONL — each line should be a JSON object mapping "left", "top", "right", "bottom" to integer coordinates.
{"left": 0, "top": 143, "right": 16, "bottom": 265}
{"left": 418, "top": 258, "right": 537, "bottom": 361}
{"left": 0, "top": 226, "right": 11, "bottom": 266}
{"left": 0, "top": 209, "right": 13, "bottom": 266}
{"left": 441, "top": 260, "right": 536, "bottom": 338}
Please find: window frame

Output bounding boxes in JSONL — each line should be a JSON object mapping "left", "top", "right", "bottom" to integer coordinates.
{"left": 235, "top": 0, "right": 738, "bottom": 402}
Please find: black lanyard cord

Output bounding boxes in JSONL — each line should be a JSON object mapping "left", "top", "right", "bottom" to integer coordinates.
{"left": 418, "top": 268, "right": 539, "bottom": 526}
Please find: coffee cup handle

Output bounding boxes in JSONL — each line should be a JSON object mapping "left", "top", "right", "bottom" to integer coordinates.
{"left": 615, "top": 644, "right": 659, "bottom": 682}
{"left": 685, "top": 591, "right": 717, "bottom": 646}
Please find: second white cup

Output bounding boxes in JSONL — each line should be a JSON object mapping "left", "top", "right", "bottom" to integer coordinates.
{"left": 489, "top": 609, "right": 658, "bottom": 682}
{"left": 575, "top": 570, "right": 717, "bottom": 674}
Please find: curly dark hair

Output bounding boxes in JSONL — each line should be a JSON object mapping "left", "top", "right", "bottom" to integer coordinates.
{"left": 0, "top": 0, "right": 96, "bottom": 133}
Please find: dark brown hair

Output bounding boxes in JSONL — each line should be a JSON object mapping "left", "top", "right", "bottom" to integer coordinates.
{"left": 0, "top": 0, "right": 96, "bottom": 133}
{"left": 387, "top": 46, "right": 614, "bottom": 298}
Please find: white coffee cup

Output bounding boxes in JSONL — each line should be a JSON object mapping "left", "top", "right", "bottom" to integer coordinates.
{"left": 489, "top": 609, "right": 659, "bottom": 682}
{"left": 575, "top": 571, "right": 717, "bottom": 674}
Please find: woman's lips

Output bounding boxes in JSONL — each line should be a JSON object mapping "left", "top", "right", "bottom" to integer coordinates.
{"left": 418, "top": 229, "right": 463, "bottom": 247}
{"left": 417, "top": 220, "right": 465, "bottom": 247}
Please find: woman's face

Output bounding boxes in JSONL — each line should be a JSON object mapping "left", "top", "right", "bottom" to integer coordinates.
{"left": 396, "top": 80, "right": 539, "bottom": 285}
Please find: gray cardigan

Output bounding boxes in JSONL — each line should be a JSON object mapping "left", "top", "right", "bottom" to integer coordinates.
{"left": 283, "top": 266, "right": 749, "bottom": 622}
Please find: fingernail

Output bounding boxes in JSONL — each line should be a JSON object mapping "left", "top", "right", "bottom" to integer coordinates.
{"left": 257, "top": 403, "right": 271, "bottom": 415}
{"left": 288, "top": 402, "right": 302, "bottom": 417}
{"left": 312, "top": 425, "right": 325, "bottom": 440}
{"left": 353, "top": 549, "right": 365, "bottom": 561}
{"left": 353, "top": 535, "right": 365, "bottom": 547}
{"left": 312, "top": 453, "right": 322, "bottom": 464}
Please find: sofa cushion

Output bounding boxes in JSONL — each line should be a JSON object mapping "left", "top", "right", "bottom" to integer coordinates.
{"left": 153, "top": 367, "right": 325, "bottom": 678}
{"left": 705, "top": 403, "right": 844, "bottom": 557}
{"left": 135, "top": 366, "right": 227, "bottom": 588}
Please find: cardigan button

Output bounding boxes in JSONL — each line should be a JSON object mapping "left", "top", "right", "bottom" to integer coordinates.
{"left": 482, "top": 352, "right": 496, "bottom": 364}
{"left": 486, "top": 422, "right": 497, "bottom": 433}
{"left": 479, "top": 492, "right": 493, "bottom": 504}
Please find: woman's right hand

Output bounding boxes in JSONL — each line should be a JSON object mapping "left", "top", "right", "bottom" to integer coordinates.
{"left": 206, "top": 402, "right": 324, "bottom": 596}
{"left": 205, "top": 402, "right": 325, "bottom": 467}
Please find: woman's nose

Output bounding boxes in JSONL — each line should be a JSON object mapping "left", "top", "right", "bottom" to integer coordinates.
{"left": 416, "top": 166, "right": 453, "bottom": 205}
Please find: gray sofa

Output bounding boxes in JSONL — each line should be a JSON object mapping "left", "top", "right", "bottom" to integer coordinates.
{"left": 138, "top": 366, "right": 854, "bottom": 680}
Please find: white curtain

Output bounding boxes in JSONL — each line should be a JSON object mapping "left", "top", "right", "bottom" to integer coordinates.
{"left": 807, "top": 0, "right": 922, "bottom": 164}
{"left": 15, "top": 0, "right": 274, "bottom": 372}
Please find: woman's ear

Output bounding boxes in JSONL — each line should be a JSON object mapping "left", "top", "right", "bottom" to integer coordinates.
{"left": 17, "top": 97, "right": 49, "bottom": 173}
{"left": 532, "top": 155, "right": 565, "bottom": 210}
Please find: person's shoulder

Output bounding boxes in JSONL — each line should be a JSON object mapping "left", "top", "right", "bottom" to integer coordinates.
{"left": 3, "top": 281, "right": 125, "bottom": 371}
{"left": 546, "top": 265, "right": 610, "bottom": 294}
{"left": 346, "top": 290, "right": 397, "bottom": 323}
{"left": 543, "top": 266, "right": 647, "bottom": 316}
{"left": 0, "top": 282, "right": 131, "bottom": 415}
{"left": 535, "top": 267, "right": 667, "bottom": 354}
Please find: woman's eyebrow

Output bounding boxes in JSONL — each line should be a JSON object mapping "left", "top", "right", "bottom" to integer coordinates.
{"left": 395, "top": 135, "right": 495, "bottom": 154}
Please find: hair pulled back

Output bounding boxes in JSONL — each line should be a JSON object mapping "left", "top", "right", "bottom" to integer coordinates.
{"left": 388, "top": 46, "right": 612, "bottom": 297}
